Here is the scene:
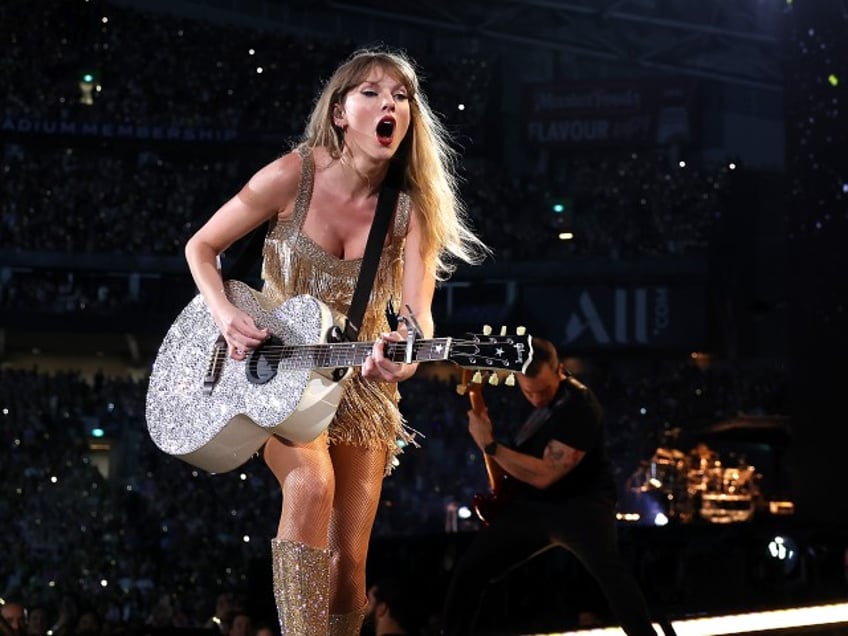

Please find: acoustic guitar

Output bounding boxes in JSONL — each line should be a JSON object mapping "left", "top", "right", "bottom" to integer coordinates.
{"left": 146, "top": 280, "right": 534, "bottom": 473}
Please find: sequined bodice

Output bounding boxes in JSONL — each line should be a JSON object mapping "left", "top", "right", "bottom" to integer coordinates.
{"left": 260, "top": 147, "right": 410, "bottom": 340}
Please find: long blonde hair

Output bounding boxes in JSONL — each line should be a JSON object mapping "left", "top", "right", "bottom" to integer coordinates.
{"left": 301, "top": 46, "right": 489, "bottom": 279}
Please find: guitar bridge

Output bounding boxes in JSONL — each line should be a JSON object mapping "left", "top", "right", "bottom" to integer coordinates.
{"left": 203, "top": 335, "right": 228, "bottom": 395}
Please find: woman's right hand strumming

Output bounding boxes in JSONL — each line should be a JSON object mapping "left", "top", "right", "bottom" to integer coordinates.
{"left": 211, "top": 301, "right": 269, "bottom": 360}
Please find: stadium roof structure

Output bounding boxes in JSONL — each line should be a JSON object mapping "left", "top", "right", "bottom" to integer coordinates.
{"left": 120, "top": 0, "right": 787, "bottom": 91}
{"left": 320, "top": 0, "right": 786, "bottom": 91}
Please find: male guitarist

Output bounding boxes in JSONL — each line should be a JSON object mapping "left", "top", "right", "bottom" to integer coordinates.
{"left": 440, "top": 337, "right": 656, "bottom": 635}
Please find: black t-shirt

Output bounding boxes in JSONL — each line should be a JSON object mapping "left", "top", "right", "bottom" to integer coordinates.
{"left": 509, "top": 375, "right": 618, "bottom": 503}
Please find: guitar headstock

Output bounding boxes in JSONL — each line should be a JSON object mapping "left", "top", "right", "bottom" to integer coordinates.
{"left": 453, "top": 325, "right": 531, "bottom": 395}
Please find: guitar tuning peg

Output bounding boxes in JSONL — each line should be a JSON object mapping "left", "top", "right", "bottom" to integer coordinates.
{"left": 500, "top": 325, "right": 507, "bottom": 336}
{"left": 472, "top": 371, "right": 483, "bottom": 384}
{"left": 516, "top": 326, "right": 526, "bottom": 336}
{"left": 456, "top": 384, "right": 467, "bottom": 396}
{"left": 488, "top": 374, "right": 500, "bottom": 386}
{"left": 505, "top": 373, "right": 516, "bottom": 387}
{"left": 482, "top": 324, "right": 492, "bottom": 336}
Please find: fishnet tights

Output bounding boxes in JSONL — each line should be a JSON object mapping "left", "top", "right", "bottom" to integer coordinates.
{"left": 263, "top": 434, "right": 387, "bottom": 614}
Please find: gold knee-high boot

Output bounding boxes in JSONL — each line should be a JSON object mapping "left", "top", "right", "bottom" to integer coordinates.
{"left": 328, "top": 608, "right": 366, "bottom": 636}
{"left": 270, "top": 539, "right": 330, "bottom": 635}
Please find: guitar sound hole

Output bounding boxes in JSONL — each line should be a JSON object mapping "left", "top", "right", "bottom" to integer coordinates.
{"left": 245, "top": 336, "right": 283, "bottom": 385}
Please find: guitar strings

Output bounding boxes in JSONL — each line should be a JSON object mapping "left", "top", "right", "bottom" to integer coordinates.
{"left": 234, "top": 337, "right": 502, "bottom": 353}
{"left": 216, "top": 337, "right": 515, "bottom": 366}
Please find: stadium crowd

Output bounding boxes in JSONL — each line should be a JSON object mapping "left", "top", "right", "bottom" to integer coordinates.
{"left": 1, "top": 0, "right": 725, "bottom": 284}
{"left": 0, "top": 139, "right": 731, "bottom": 316}
{"left": 0, "top": 141, "right": 729, "bottom": 261}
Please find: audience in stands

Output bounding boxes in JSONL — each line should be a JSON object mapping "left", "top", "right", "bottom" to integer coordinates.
{"left": 1, "top": 0, "right": 725, "bottom": 319}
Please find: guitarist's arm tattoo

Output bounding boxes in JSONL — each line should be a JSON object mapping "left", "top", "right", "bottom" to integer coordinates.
{"left": 546, "top": 444, "right": 565, "bottom": 462}
{"left": 543, "top": 439, "right": 584, "bottom": 477}
{"left": 492, "top": 439, "right": 585, "bottom": 490}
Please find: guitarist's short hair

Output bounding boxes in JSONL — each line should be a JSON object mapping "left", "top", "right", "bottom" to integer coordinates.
{"left": 524, "top": 337, "right": 560, "bottom": 378}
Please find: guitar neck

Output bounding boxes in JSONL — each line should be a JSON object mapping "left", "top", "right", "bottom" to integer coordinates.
{"left": 467, "top": 386, "right": 486, "bottom": 415}
{"left": 463, "top": 374, "right": 501, "bottom": 493}
{"left": 275, "top": 338, "right": 452, "bottom": 370}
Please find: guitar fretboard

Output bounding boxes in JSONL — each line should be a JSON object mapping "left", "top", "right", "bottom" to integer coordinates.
{"left": 274, "top": 338, "right": 453, "bottom": 370}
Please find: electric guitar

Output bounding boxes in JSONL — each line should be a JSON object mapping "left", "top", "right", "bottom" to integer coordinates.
{"left": 458, "top": 365, "right": 517, "bottom": 526}
{"left": 145, "top": 280, "right": 533, "bottom": 474}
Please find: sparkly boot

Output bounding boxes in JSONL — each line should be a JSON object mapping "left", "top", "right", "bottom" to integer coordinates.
{"left": 327, "top": 608, "right": 366, "bottom": 636}
{"left": 270, "top": 539, "right": 330, "bottom": 635}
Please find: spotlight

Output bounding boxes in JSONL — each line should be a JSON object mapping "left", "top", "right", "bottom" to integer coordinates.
{"left": 766, "top": 534, "right": 799, "bottom": 574}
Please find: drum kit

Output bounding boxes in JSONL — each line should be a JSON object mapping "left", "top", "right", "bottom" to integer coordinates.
{"left": 628, "top": 437, "right": 762, "bottom": 524}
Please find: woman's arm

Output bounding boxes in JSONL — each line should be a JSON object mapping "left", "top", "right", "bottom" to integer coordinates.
{"left": 185, "top": 152, "right": 300, "bottom": 358}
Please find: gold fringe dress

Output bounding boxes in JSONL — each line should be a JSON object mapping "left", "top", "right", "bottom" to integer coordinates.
{"left": 259, "top": 146, "right": 415, "bottom": 473}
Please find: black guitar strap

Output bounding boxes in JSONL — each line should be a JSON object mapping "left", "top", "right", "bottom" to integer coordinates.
{"left": 343, "top": 172, "right": 401, "bottom": 342}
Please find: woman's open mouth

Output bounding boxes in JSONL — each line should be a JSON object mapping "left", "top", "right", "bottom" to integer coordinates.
{"left": 376, "top": 116, "right": 396, "bottom": 146}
